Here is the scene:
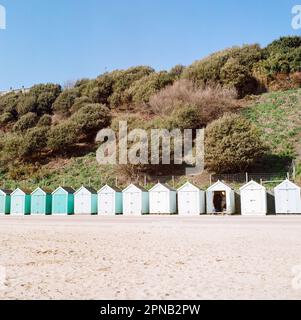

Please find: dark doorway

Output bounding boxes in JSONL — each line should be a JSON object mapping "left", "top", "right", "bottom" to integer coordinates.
{"left": 213, "top": 191, "right": 226, "bottom": 213}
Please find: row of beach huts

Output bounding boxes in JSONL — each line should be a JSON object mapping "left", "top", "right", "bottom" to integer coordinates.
{"left": 0, "top": 180, "right": 300, "bottom": 216}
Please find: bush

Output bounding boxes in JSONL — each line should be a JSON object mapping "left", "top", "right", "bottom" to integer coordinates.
{"left": 70, "top": 103, "right": 111, "bottom": 136}
{"left": 20, "top": 127, "right": 48, "bottom": 157}
{"left": 17, "top": 83, "right": 62, "bottom": 116}
{"left": 13, "top": 113, "right": 38, "bottom": 132}
{"left": 0, "top": 92, "right": 19, "bottom": 118}
{"left": 182, "top": 45, "right": 262, "bottom": 96}
{"left": 53, "top": 88, "right": 80, "bottom": 117}
{"left": 0, "top": 112, "right": 14, "bottom": 125}
{"left": 205, "top": 114, "right": 267, "bottom": 173}
{"left": 126, "top": 71, "right": 174, "bottom": 105}
{"left": 70, "top": 96, "right": 92, "bottom": 114}
{"left": 168, "top": 104, "right": 202, "bottom": 130}
{"left": 1, "top": 133, "right": 24, "bottom": 159}
{"left": 47, "top": 121, "right": 80, "bottom": 151}
{"left": 37, "top": 114, "right": 52, "bottom": 127}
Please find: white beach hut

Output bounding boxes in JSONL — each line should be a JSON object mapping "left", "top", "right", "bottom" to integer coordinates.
{"left": 149, "top": 183, "right": 176, "bottom": 214}
{"left": 74, "top": 186, "right": 97, "bottom": 215}
{"left": 98, "top": 185, "right": 123, "bottom": 215}
{"left": 206, "top": 181, "right": 235, "bottom": 214}
{"left": 177, "top": 182, "right": 205, "bottom": 215}
{"left": 240, "top": 180, "right": 267, "bottom": 216}
{"left": 274, "top": 180, "right": 301, "bottom": 214}
{"left": 122, "top": 184, "right": 149, "bottom": 216}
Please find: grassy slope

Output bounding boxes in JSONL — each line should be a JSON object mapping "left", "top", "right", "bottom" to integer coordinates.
{"left": 243, "top": 89, "right": 301, "bottom": 160}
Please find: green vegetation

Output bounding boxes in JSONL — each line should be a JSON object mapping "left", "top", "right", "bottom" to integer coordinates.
{"left": 0, "top": 36, "right": 300, "bottom": 186}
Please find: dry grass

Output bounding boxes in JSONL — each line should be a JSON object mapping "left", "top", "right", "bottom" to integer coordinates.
{"left": 149, "top": 80, "right": 239, "bottom": 121}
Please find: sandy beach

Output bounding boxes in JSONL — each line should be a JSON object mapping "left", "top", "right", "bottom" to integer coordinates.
{"left": 0, "top": 215, "right": 301, "bottom": 300}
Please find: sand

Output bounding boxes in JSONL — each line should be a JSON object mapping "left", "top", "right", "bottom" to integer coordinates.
{"left": 0, "top": 215, "right": 301, "bottom": 300}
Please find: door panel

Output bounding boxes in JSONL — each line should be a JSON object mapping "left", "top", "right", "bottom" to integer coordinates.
{"left": 12, "top": 196, "right": 24, "bottom": 215}
{"left": 53, "top": 195, "right": 66, "bottom": 214}
{"left": 32, "top": 195, "right": 45, "bottom": 214}
{"left": 0, "top": 195, "right": 5, "bottom": 214}
{"left": 99, "top": 193, "right": 114, "bottom": 215}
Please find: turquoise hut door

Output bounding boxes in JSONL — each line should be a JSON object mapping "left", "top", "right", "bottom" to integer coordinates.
{"left": 53, "top": 194, "right": 66, "bottom": 214}
{"left": 32, "top": 195, "right": 44, "bottom": 214}
{"left": 0, "top": 195, "right": 5, "bottom": 214}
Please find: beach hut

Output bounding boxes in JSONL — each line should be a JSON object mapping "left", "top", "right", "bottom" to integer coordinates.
{"left": 274, "top": 180, "right": 301, "bottom": 214}
{"left": 74, "top": 186, "right": 97, "bottom": 215}
{"left": 206, "top": 181, "right": 235, "bottom": 214}
{"left": 177, "top": 182, "right": 205, "bottom": 215}
{"left": 0, "top": 189, "right": 12, "bottom": 215}
{"left": 31, "top": 187, "right": 52, "bottom": 215}
{"left": 122, "top": 184, "right": 149, "bottom": 216}
{"left": 10, "top": 188, "right": 31, "bottom": 215}
{"left": 52, "top": 187, "right": 75, "bottom": 215}
{"left": 239, "top": 180, "right": 267, "bottom": 216}
{"left": 98, "top": 185, "right": 122, "bottom": 215}
{"left": 149, "top": 183, "right": 177, "bottom": 214}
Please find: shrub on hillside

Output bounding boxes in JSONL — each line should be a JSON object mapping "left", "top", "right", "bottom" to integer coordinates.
{"left": 182, "top": 45, "right": 263, "bottom": 96}
{"left": 0, "top": 92, "right": 19, "bottom": 118}
{"left": 17, "top": 84, "right": 61, "bottom": 116}
{"left": 70, "top": 103, "right": 111, "bottom": 136}
{"left": 205, "top": 113, "right": 267, "bottom": 173}
{"left": 0, "top": 112, "right": 14, "bottom": 126}
{"left": 70, "top": 96, "right": 92, "bottom": 114}
{"left": 47, "top": 121, "right": 80, "bottom": 152}
{"left": 37, "top": 114, "right": 52, "bottom": 127}
{"left": 20, "top": 127, "right": 48, "bottom": 157}
{"left": 126, "top": 71, "right": 174, "bottom": 105}
{"left": 52, "top": 88, "right": 80, "bottom": 117}
{"left": 13, "top": 112, "right": 38, "bottom": 132}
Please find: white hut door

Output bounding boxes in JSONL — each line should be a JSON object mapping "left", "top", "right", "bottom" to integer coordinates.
{"left": 153, "top": 191, "right": 167, "bottom": 213}
{"left": 181, "top": 192, "right": 197, "bottom": 214}
{"left": 102, "top": 193, "right": 114, "bottom": 214}
{"left": 246, "top": 189, "right": 261, "bottom": 213}
{"left": 282, "top": 189, "right": 297, "bottom": 213}
{"left": 127, "top": 192, "right": 140, "bottom": 215}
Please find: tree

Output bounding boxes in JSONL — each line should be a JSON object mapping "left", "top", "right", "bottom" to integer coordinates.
{"left": 205, "top": 113, "right": 267, "bottom": 173}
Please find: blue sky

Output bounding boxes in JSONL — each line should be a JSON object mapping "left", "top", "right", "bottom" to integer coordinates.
{"left": 0, "top": 0, "right": 300, "bottom": 91}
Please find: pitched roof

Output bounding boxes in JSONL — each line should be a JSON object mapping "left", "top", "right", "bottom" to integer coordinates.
{"left": 54, "top": 186, "right": 75, "bottom": 194}
{"left": 0, "top": 189, "right": 13, "bottom": 195}
{"left": 62, "top": 187, "right": 75, "bottom": 193}
{"left": 32, "top": 187, "right": 53, "bottom": 195}
{"left": 123, "top": 184, "right": 148, "bottom": 192}
{"left": 79, "top": 186, "right": 97, "bottom": 194}
{"left": 13, "top": 188, "right": 32, "bottom": 195}
{"left": 150, "top": 183, "right": 176, "bottom": 192}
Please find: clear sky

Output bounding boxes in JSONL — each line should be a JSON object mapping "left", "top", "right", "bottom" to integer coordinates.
{"left": 0, "top": 0, "right": 300, "bottom": 91}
